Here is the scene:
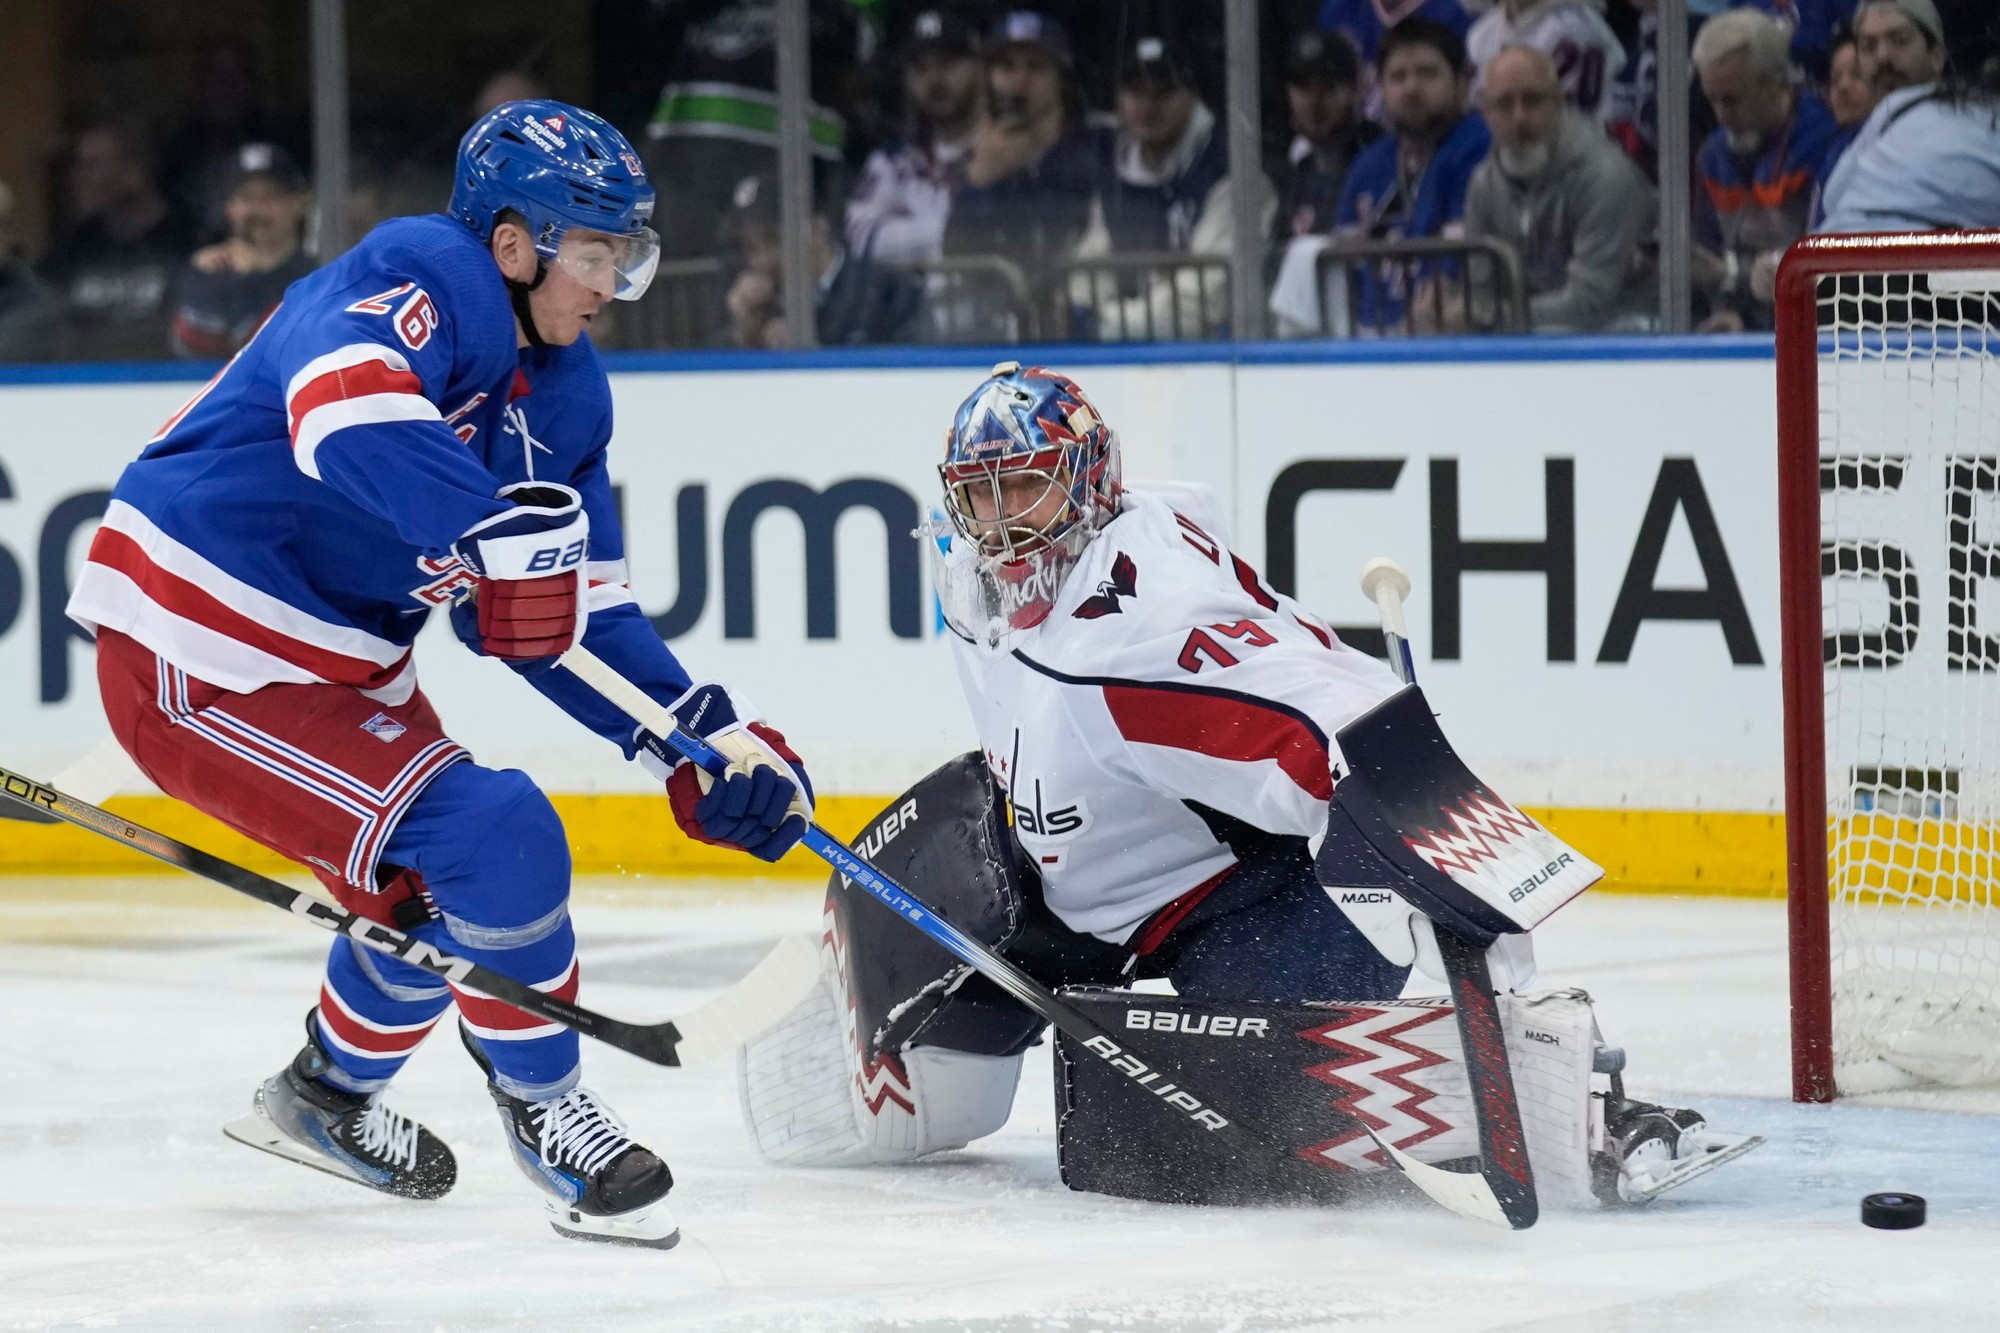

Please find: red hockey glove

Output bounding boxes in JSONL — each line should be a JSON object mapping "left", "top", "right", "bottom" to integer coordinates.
{"left": 450, "top": 483, "right": 589, "bottom": 670}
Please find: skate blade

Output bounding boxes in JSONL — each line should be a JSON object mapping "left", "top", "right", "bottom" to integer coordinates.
{"left": 545, "top": 1196, "right": 681, "bottom": 1250}
{"left": 224, "top": 1110, "right": 383, "bottom": 1192}
{"left": 1630, "top": 1131, "right": 1766, "bottom": 1200}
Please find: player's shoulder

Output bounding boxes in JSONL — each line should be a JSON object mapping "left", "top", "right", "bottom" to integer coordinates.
{"left": 1037, "top": 487, "right": 1244, "bottom": 649}
{"left": 316, "top": 215, "right": 514, "bottom": 343}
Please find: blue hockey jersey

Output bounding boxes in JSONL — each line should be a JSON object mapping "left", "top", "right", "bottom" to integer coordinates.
{"left": 69, "top": 213, "right": 694, "bottom": 755}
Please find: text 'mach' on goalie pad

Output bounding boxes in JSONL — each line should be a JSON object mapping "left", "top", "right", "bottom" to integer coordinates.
{"left": 1324, "top": 685, "right": 1603, "bottom": 946}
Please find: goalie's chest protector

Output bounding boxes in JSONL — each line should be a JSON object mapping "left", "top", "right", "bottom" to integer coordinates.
{"left": 945, "top": 490, "right": 1402, "bottom": 944}
{"left": 951, "top": 641, "right": 1243, "bottom": 944}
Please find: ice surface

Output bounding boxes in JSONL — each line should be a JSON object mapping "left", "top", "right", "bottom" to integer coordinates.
{"left": 3, "top": 878, "right": 1998, "bottom": 1332}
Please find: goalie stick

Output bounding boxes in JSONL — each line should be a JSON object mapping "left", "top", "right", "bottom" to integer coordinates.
{"left": 1357, "top": 556, "right": 1538, "bottom": 1230}
{"left": 0, "top": 764, "right": 817, "bottom": 1068}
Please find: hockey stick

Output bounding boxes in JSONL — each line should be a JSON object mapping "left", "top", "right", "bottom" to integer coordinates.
{"left": 558, "top": 645, "right": 1287, "bottom": 1147}
{"left": 1359, "top": 557, "right": 1538, "bottom": 1230}
{"left": 0, "top": 764, "right": 818, "bottom": 1068}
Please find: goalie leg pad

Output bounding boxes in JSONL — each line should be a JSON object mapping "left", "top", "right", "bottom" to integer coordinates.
{"left": 828, "top": 752, "right": 1044, "bottom": 1060}
{"left": 738, "top": 935, "right": 1025, "bottom": 1167}
{"left": 1053, "top": 986, "right": 1602, "bottom": 1207}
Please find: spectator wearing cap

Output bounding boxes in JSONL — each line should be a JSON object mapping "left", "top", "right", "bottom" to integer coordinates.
{"left": 170, "top": 144, "right": 316, "bottom": 359}
{"left": 40, "top": 121, "right": 194, "bottom": 361}
{"left": 844, "top": 9, "right": 986, "bottom": 267}
{"left": 1690, "top": 8, "right": 1841, "bottom": 331}
{"left": 1817, "top": 10, "right": 2000, "bottom": 233}
{"left": 945, "top": 12, "right": 1108, "bottom": 282}
{"left": 0, "top": 179, "right": 62, "bottom": 361}
{"left": 1451, "top": 44, "right": 1654, "bottom": 332}
{"left": 1853, "top": 0, "right": 1946, "bottom": 96}
{"left": 1280, "top": 31, "right": 1382, "bottom": 237}
{"left": 1067, "top": 30, "right": 1274, "bottom": 339}
{"left": 1465, "top": 0, "right": 1628, "bottom": 122}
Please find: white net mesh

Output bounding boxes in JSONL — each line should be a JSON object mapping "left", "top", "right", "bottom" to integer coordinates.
{"left": 1819, "top": 267, "right": 2000, "bottom": 1094}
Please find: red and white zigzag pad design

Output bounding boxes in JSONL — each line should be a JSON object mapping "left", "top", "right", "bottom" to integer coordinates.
{"left": 1400, "top": 793, "right": 1604, "bottom": 930}
{"left": 822, "top": 897, "right": 915, "bottom": 1118}
{"left": 1402, "top": 793, "right": 1540, "bottom": 878}
{"left": 1297, "top": 1002, "right": 1468, "bottom": 1172}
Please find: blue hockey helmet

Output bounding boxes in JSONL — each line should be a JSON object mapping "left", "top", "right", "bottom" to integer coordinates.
{"left": 449, "top": 100, "right": 660, "bottom": 301}
{"left": 934, "top": 362, "right": 1122, "bottom": 636}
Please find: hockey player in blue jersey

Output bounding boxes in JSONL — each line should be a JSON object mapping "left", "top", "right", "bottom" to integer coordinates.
{"left": 66, "top": 101, "right": 814, "bottom": 1249}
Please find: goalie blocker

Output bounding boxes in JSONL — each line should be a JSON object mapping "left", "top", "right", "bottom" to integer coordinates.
{"left": 739, "top": 705, "right": 1758, "bottom": 1204}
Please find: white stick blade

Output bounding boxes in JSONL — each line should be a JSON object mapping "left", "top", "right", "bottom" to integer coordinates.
{"left": 1369, "top": 1130, "right": 1512, "bottom": 1227}
{"left": 667, "top": 932, "right": 823, "bottom": 1066}
{"left": 54, "top": 739, "right": 144, "bottom": 805}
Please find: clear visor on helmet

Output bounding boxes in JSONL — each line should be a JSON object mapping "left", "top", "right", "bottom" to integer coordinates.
{"left": 552, "top": 225, "right": 662, "bottom": 301}
{"left": 925, "top": 518, "right": 1089, "bottom": 649}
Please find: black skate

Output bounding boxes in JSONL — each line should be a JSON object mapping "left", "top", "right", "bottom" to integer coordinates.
{"left": 1588, "top": 1053, "right": 1763, "bottom": 1205}
{"left": 223, "top": 1009, "right": 456, "bottom": 1200}
{"left": 460, "top": 1024, "right": 679, "bottom": 1249}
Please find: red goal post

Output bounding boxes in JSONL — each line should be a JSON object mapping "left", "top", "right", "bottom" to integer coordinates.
{"left": 1777, "top": 232, "right": 2000, "bottom": 1104}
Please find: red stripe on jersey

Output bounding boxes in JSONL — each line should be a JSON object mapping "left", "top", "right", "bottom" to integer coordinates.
{"left": 1231, "top": 554, "right": 1279, "bottom": 611}
{"left": 85, "top": 526, "right": 411, "bottom": 691}
{"left": 317, "top": 986, "right": 440, "bottom": 1056}
{"left": 1294, "top": 615, "right": 1334, "bottom": 650}
{"left": 1101, "top": 680, "right": 1334, "bottom": 802}
{"left": 286, "top": 358, "right": 425, "bottom": 441}
{"left": 453, "top": 956, "right": 580, "bottom": 1034}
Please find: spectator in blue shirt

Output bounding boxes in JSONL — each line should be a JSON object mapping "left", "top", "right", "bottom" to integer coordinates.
{"left": 945, "top": 11, "right": 1106, "bottom": 280}
{"left": 1334, "top": 18, "right": 1492, "bottom": 332}
{"left": 1817, "top": 67, "right": 2000, "bottom": 232}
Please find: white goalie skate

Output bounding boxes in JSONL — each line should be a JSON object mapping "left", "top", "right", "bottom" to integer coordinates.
{"left": 1589, "top": 1049, "right": 1764, "bottom": 1205}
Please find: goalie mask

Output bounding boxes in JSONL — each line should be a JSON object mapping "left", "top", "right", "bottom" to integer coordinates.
{"left": 932, "top": 362, "right": 1122, "bottom": 645}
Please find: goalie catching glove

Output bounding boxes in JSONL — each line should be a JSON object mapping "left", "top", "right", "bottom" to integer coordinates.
{"left": 449, "top": 482, "right": 590, "bottom": 671}
{"left": 637, "top": 682, "right": 814, "bottom": 862}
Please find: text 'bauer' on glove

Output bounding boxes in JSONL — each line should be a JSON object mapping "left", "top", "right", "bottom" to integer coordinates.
{"left": 449, "top": 482, "right": 589, "bottom": 671}
{"left": 635, "top": 682, "right": 815, "bottom": 862}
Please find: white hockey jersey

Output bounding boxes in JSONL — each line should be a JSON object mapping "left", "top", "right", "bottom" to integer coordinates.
{"left": 1466, "top": 1, "right": 1629, "bottom": 122}
{"left": 947, "top": 485, "right": 1404, "bottom": 943}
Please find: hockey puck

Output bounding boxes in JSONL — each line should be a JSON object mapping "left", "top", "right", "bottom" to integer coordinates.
{"left": 1861, "top": 1192, "right": 1926, "bottom": 1229}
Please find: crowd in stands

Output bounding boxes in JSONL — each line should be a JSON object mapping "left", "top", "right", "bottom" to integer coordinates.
{"left": 1, "top": 0, "right": 1996, "bottom": 360}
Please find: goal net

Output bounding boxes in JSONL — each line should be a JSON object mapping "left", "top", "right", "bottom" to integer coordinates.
{"left": 1779, "top": 234, "right": 2000, "bottom": 1102}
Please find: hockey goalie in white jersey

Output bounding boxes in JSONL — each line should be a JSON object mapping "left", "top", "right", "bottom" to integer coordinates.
{"left": 740, "top": 362, "right": 1758, "bottom": 1210}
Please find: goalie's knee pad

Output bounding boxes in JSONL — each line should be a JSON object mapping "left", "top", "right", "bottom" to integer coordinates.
{"left": 738, "top": 753, "right": 1036, "bottom": 1166}
{"left": 1052, "top": 986, "right": 1611, "bottom": 1208}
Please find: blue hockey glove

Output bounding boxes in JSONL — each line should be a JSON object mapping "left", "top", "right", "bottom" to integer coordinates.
{"left": 638, "top": 683, "right": 814, "bottom": 862}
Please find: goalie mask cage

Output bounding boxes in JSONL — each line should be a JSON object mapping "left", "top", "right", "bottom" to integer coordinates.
{"left": 1779, "top": 233, "right": 2000, "bottom": 1103}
